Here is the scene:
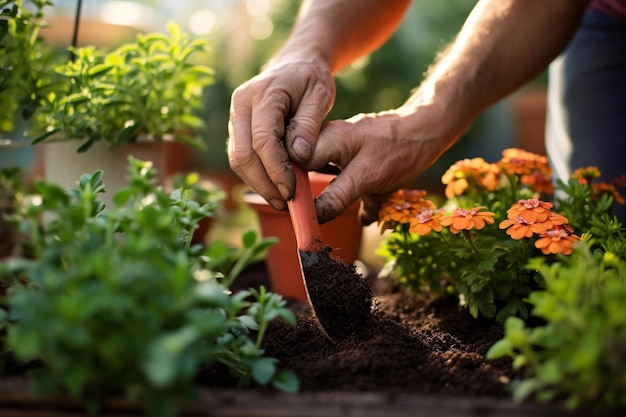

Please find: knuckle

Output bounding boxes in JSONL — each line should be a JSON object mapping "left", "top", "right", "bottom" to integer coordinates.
{"left": 228, "top": 146, "right": 255, "bottom": 171}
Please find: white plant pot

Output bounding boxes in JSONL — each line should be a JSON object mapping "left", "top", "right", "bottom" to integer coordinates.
{"left": 43, "top": 140, "right": 167, "bottom": 210}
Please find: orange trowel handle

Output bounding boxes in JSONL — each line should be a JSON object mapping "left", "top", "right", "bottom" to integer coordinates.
{"left": 287, "top": 164, "right": 324, "bottom": 252}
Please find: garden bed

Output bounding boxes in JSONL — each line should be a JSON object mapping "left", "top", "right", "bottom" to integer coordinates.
{"left": 0, "top": 262, "right": 621, "bottom": 417}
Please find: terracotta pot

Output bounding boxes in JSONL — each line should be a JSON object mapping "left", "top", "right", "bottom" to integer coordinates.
{"left": 243, "top": 172, "right": 363, "bottom": 302}
{"left": 511, "top": 89, "right": 547, "bottom": 155}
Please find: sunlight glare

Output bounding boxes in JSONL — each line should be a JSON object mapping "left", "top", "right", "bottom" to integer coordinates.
{"left": 246, "top": 0, "right": 271, "bottom": 17}
{"left": 189, "top": 9, "right": 217, "bottom": 35}
{"left": 100, "top": 1, "right": 157, "bottom": 29}
{"left": 249, "top": 16, "right": 273, "bottom": 40}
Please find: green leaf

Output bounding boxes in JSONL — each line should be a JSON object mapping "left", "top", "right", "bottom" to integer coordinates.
{"left": 242, "top": 229, "right": 258, "bottom": 249}
{"left": 512, "top": 378, "right": 545, "bottom": 403}
{"left": 86, "top": 63, "right": 114, "bottom": 78}
{"left": 195, "top": 281, "right": 230, "bottom": 309}
{"left": 30, "top": 128, "right": 60, "bottom": 145}
{"left": 251, "top": 357, "right": 276, "bottom": 386}
{"left": 272, "top": 370, "right": 300, "bottom": 393}
{"left": 486, "top": 339, "right": 513, "bottom": 359}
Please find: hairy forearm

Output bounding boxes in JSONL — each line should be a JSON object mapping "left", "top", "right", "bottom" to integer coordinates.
{"left": 268, "top": 0, "right": 411, "bottom": 74}
{"left": 406, "top": 0, "right": 590, "bottom": 138}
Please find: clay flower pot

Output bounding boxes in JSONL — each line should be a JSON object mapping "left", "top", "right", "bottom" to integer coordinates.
{"left": 243, "top": 172, "right": 363, "bottom": 302}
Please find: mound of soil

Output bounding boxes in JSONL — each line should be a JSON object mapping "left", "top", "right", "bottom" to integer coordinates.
{"left": 264, "top": 280, "right": 512, "bottom": 397}
{"left": 217, "top": 261, "right": 514, "bottom": 398}
{"left": 3, "top": 259, "right": 512, "bottom": 399}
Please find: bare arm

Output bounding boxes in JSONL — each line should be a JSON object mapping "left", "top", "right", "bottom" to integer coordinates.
{"left": 410, "top": 0, "right": 590, "bottom": 136}
{"left": 228, "top": 0, "right": 411, "bottom": 211}
{"left": 270, "top": 0, "right": 412, "bottom": 74}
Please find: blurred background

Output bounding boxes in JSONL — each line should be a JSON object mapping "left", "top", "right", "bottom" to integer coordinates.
{"left": 2, "top": 0, "right": 548, "bottom": 184}
{"left": 1, "top": 0, "right": 548, "bottom": 265}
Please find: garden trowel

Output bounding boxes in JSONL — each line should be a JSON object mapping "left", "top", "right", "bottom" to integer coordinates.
{"left": 287, "top": 164, "right": 373, "bottom": 343}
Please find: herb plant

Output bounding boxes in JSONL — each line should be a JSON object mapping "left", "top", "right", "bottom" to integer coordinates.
{"left": 32, "top": 21, "right": 213, "bottom": 152}
{"left": 487, "top": 240, "right": 626, "bottom": 409}
{"left": 0, "top": 0, "right": 56, "bottom": 135}
{"left": 376, "top": 148, "right": 624, "bottom": 322}
{"left": 0, "top": 157, "right": 297, "bottom": 417}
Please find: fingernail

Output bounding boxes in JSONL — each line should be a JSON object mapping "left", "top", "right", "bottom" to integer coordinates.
{"left": 291, "top": 137, "right": 312, "bottom": 161}
{"left": 277, "top": 183, "right": 291, "bottom": 200}
{"left": 269, "top": 198, "right": 286, "bottom": 211}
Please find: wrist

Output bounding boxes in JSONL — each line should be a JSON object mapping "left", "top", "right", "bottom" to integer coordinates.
{"left": 266, "top": 45, "right": 329, "bottom": 71}
{"left": 396, "top": 84, "right": 473, "bottom": 148}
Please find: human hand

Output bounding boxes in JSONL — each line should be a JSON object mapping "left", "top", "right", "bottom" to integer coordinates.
{"left": 227, "top": 58, "right": 336, "bottom": 211}
{"left": 299, "top": 105, "right": 458, "bottom": 225}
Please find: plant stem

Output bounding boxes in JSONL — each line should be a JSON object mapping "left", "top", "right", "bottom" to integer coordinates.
{"left": 462, "top": 229, "right": 482, "bottom": 260}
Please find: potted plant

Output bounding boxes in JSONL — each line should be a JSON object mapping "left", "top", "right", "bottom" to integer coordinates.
{"left": 0, "top": 157, "right": 298, "bottom": 417}
{"left": 0, "top": 0, "right": 57, "bottom": 138}
{"left": 30, "top": 21, "right": 214, "bottom": 204}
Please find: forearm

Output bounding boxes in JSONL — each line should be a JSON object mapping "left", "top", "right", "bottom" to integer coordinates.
{"left": 267, "top": 0, "right": 411, "bottom": 74}
{"left": 405, "top": 0, "right": 590, "bottom": 139}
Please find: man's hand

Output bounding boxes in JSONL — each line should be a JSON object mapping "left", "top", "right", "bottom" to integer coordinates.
{"left": 300, "top": 103, "right": 458, "bottom": 225}
{"left": 227, "top": 58, "right": 335, "bottom": 211}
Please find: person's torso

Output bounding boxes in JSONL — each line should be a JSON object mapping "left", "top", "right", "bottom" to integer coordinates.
{"left": 590, "top": 0, "right": 626, "bottom": 21}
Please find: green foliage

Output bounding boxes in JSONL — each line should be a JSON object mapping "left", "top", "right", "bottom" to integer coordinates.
{"left": 0, "top": 157, "right": 298, "bottom": 416}
{"left": 32, "top": 21, "right": 213, "bottom": 151}
{"left": 377, "top": 151, "right": 624, "bottom": 323}
{"left": 0, "top": 0, "right": 57, "bottom": 134}
{"left": 487, "top": 242, "right": 626, "bottom": 409}
{"left": 378, "top": 220, "right": 539, "bottom": 322}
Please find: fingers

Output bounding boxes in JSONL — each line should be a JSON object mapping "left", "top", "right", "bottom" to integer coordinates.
{"left": 308, "top": 113, "right": 427, "bottom": 224}
{"left": 358, "top": 194, "right": 389, "bottom": 226}
{"left": 228, "top": 84, "right": 293, "bottom": 211}
{"left": 228, "top": 63, "right": 335, "bottom": 212}
{"left": 285, "top": 76, "right": 335, "bottom": 164}
{"left": 314, "top": 162, "right": 365, "bottom": 224}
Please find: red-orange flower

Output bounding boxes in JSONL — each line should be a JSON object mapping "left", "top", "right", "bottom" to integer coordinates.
{"left": 520, "top": 168, "right": 554, "bottom": 194}
{"left": 378, "top": 189, "right": 435, "bottom": 231}
{"left": 592, "top": 181, "right": 626, "bottom": 205}
{"left": 441, "top": 157, "right": 500, "bottom": 199}
{"left": 440, "top": 206, "right": 495, "bottom": 234}
{"left": 500, "top": 198, "right": 571, "bottom": 239}
{"left": 535, "top": 225, "right": 580, "bottom": 255}
{"left": 409, "top": 207, "right": 443, "bottom": 236}
{"left": 499, "top": 216, "right": 547, "bottom": 239}
{"left": 497, "top": 148, "right": 551, "bottom": 178}
{"left": 505, "top": 198, "right": 553, "bottom": 223}
{"left": 571, "top": 166, "right": 601, "bottom": 181}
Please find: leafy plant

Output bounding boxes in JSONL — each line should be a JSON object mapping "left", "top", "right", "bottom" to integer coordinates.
{"left": 32, "top": 21, "right": 213, "bottom": 152}
{"left": 0, "top": 0, "right": 57, "bottom": 135}
{"left": 376, "top": 149, "right": 624, "bottom": 322}
{"left": 0, "top": 157, "right": 297, "bottom": 417}
{"left": 487, "top": 240, "right": 626, "bottom": 409}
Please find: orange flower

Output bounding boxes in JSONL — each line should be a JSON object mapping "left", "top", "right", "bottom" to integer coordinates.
{"left": 571, "top": 166, "right": 601, "bottom": 181}
{"left": 497, "top": 148, "right": 551, "bottom": 178}
{"left": 441, "top": 157, "right": 500, "bottom": 199}
{"left": 378, "top": 189, "right": 435, "bottom": 231}
{"left": 505, "top": 198, "right": 554, "bottom": 223}
{"left": 499, "top": 216, "right": 548, "bottom": 239}
{"left": 535, "top": 225, "right": 580, "bottom": 255}
{"left": 500, "top": 199, "right": 571, "bottom": 239}
{"left": 409, "top": 207, "right": 443, "bottom": 236}
{"left": 440, "top": 206, "right": 495, "bottom": 234}
{"left": 592, "top": 181, "right": 625, "bottom": 205}
{"left": 520, "top": 168, "right": 554, "bottom": 194}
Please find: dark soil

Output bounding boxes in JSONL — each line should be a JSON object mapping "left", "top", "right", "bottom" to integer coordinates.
{"left": 301, "top": 248, "right": 373, "bottom": 342}
{"left": 1, "top": 259, "right": 513, "bottom": 400}
{"left": 209, "top": 261, "right": 514, "bottom": 398}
